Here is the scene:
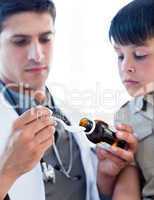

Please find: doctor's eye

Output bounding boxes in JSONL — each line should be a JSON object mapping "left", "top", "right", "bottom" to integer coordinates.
{"left": 11, "top": 37, "right": 30, "bottom": 47}
{"left": 39, "top": 33, "right": 54, "bottom": 44}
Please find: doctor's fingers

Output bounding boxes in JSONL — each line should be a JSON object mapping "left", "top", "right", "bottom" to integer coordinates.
{"left": 12, "top": 106, "right": 53, "bottom": 130}
{"left": 35, "top": 126, "right": 55, "bottom": 159}
{"left": 14, "top": 116, "right": 56, "bottom": 141}
{"left": 39, "top": 135, "right": 54, "bottom": 157}
{"left": 34, "top": 125, "right": 55, "bottom": 146}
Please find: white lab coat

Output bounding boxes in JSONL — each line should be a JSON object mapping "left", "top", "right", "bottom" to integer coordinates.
{"left": 0, "top": 93, "right": 101, "bottom": 200}
{"left": 0, "top": 93, "right": 45, "bottom": 200}
{"left": 73, "top": 133, "right": 100, "bottom": 200}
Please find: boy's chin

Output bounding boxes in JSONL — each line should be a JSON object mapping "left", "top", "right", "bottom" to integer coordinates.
{"left": 127, "top": 82, "right": 154, "bottom": 97}
{"left": 126, "top": 89, "right": 139, "bottom": 97}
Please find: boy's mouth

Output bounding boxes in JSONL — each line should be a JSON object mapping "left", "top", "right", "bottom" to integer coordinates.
{"left": 124, "top": 79, "right": 140, "bottom": 87}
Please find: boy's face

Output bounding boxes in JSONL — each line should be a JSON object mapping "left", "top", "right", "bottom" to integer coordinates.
{"left": 0, "top": 11, "right": 54, "bottom": 90}
{"left": 114, "top": 38, "right": 154, "bottom": 96}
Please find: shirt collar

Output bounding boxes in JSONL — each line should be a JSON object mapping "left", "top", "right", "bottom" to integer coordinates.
{"left": 144, "top": 92, "right": 154, "bottom": 106}
{"left": 130, "top": 95, "right": 145, "bottom": 114}
{"left": 130, "top": 92, "right": 154, "bottom": 117}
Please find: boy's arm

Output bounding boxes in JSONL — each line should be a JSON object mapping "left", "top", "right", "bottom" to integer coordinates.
{"left": 96, "top": 124, "right": 138, "bottom": 197}
{"left": 112, "top": 165, "right": 141, "bottom": 200}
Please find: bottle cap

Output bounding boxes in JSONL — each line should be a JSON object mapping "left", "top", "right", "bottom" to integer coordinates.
{"left": 79, "top": 117, "right": 96, "bottom": 134}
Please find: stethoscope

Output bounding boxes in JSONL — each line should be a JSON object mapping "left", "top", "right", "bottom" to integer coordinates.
{"left": 41, "top": 160, "right": 56, "bottom": 183}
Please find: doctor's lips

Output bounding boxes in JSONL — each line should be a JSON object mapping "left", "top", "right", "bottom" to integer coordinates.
{"left": 25, "top": 65, "right": 48, "bottom": 72}
{"left": 123, "top": 79, "right": 139, "bottom": 86}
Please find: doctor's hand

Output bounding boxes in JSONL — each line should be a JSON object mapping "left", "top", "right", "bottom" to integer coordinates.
{"left": 0, "top": 106, "right": 55, "bottom": 182}
{"left": 96, "top": 124, "right": 138, "bottom": 196}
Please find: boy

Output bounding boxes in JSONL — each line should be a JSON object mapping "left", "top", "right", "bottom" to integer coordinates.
{"left": 109, "top": 0, "right": 154, "bottom": 199}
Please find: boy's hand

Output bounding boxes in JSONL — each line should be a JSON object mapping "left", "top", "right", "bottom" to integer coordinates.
{"left": 96, "top": 124, "right": 138, "bottom": 195}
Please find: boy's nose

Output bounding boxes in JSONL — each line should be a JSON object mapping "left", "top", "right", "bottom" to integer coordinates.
{"left": 121, "top": 58, "right": 136, "bottom": 73}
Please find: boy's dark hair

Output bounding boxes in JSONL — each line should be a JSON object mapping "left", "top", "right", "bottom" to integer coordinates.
{"left": 109, "top": 0, "right": 154, "bottom": 45}
{"left": 0, "top": 0, "right": 56, "bottom": 32}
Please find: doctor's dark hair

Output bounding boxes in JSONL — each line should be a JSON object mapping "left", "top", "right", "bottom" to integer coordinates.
{"left": 0, "top": 0, "right": 56, "bottom": 33}
{"left": 109, "top": 0, "right": 154, "bottom": 45}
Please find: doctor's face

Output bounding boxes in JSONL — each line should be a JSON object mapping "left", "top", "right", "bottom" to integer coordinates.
{"left": 0, "top": 11, "right": 54, "bottom": 90}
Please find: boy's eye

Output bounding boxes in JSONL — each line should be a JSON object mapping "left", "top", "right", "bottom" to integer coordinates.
{"left": 134, "top": 53, "right": 147, "bottom": 60}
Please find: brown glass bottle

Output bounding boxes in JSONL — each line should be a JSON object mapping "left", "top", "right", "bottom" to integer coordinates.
{"left": 79, "top": 118, "right": 128, "bottom": 149}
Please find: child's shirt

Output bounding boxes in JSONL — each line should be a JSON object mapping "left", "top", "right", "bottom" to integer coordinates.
{"left": 114, "top": 93, "right": 154, "bottom": 199}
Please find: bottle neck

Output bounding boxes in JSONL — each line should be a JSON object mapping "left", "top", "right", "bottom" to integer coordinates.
{"left": 87, "top": 121, "right": 116, "bottom": 144}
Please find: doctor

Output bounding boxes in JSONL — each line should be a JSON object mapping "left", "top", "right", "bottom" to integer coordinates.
{"left": 0, "top": 0, "right": 138, "bottom": 200}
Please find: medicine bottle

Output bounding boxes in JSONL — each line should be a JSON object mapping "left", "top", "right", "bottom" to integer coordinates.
{"left": 79, "top": 118, "right": 127, "bottom": 149}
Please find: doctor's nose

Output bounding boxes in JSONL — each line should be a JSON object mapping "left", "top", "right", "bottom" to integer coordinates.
{"left": 28, "top": 42, "right": 44, "bottom": 62}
